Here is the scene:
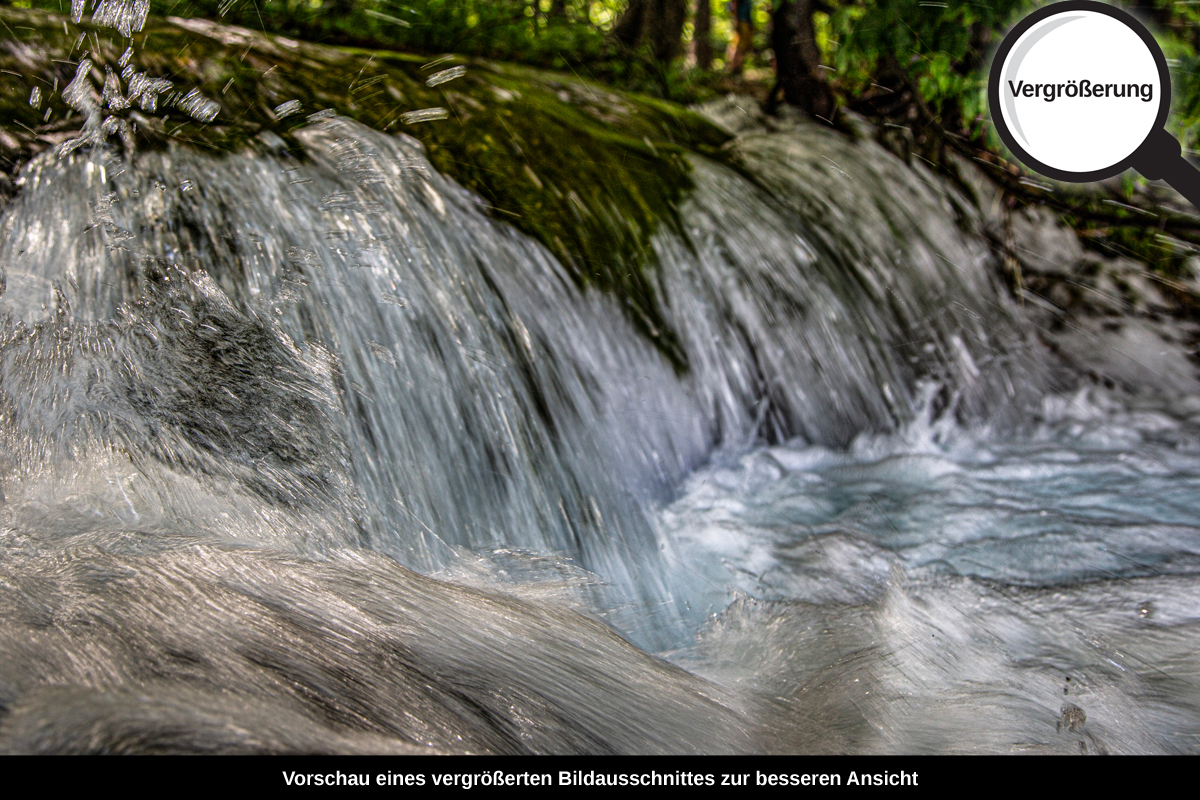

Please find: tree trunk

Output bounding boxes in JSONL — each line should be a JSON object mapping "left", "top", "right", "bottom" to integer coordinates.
{"left": 768, "top": 0, "right": 834, "bottom": 119}
{"left": 614, "top": 0, "right": 690, "bottom": 63}
{"left": 693, "top": 0, "right": 713, "bottom": 70}
{"left": 941, "top": 21, "right": 992, "bottom": 135}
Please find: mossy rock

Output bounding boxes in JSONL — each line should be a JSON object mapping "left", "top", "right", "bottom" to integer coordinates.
{"left": 0, "top": 7, "right": 735, "bottom": 367}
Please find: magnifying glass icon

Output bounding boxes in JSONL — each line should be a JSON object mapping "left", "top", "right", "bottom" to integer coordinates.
{"left": 989, "top": 0, "right": 1200, "bottom": 208}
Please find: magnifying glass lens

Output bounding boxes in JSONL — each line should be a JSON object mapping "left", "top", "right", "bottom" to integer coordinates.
{"left": 998, "top": 10, "right": 1161, "bottom": 175}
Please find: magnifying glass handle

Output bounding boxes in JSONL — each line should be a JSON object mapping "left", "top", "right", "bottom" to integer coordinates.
{"left": 1133, "top": 129, "right": 1200, "bottom": 211}
{"left": 1158, "top": 157, "right": 1200, "bottom": 212}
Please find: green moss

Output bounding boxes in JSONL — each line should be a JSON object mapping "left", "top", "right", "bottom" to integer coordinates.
{"left": 0, "top": 8, "right": 735, "bottom": 368}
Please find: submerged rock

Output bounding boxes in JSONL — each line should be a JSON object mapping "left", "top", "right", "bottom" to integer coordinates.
{"left": 1058, "top": 703, "right": 1087, "bottom": 733}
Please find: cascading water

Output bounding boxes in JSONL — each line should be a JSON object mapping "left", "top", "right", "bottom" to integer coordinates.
{"left": 1, "top": 10, "right": 1198, "bottom": 755}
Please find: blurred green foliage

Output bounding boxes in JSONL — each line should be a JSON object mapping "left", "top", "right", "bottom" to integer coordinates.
{"left": 12, "top": 0, "right": 629, "bottom": 65}
{"left": 816, "top": 0, "right": 1200, "bottom": 149}
{"left": 8, "top": 0, "right": 1200, "bottom": 146}
{"left": 825, "top": 0, "right": 1028, "bottom": 130}
{"left": 9, "top": 0, "right": 769, "bottom": 100}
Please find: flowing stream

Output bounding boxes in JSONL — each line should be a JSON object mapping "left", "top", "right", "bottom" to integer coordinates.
{"left": 0, "top": 47, "right": 1198, "bottom": 752}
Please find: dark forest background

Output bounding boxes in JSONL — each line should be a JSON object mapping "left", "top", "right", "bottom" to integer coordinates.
{"left": 10, "top": 1, "right": 1200, "bottom": 190}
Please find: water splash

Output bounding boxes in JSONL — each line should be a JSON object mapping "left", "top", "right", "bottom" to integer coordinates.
{"left": 53, "top": 7, "right": 219, "bottom": 157}
{"left": 90, "top": 0, "right": 150, "bottom": 37}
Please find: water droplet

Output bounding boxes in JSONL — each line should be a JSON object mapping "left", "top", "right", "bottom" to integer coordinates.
{"left": 274, "top": 100, "right": 302, "bottom": 119}
{"left": 401, "top": 108, "right": 450, "bottom": 125}
{"left": 178, "top": 88, "right": 220, "bottom": 123}
{"left": 426, "top": 66, "right": 466, "bottom": 88}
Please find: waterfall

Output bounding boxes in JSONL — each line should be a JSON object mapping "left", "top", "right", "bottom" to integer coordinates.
{"left": 2, "top": 89, "right": 1197, "bottom": 753}
{"left": 0, "top": 108, "right": 1044, "bottom": 635}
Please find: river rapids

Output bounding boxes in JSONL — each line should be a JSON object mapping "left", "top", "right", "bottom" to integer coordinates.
{"left": 0, "top": 57, "right": 1198, "bottom": 753}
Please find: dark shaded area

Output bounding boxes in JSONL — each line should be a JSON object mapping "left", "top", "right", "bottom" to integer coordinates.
{"left": 766, "top": 0, "right": 833, "bottom": 119}
{"left": 613, "top": 0, "right": 688, "bottom": 63}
